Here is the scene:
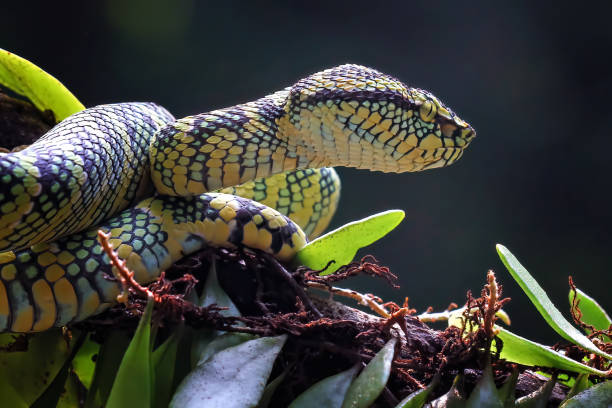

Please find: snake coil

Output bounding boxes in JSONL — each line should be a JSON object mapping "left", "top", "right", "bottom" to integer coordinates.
{"left": 0, "top": 64, "right": 475, "bottom": 332}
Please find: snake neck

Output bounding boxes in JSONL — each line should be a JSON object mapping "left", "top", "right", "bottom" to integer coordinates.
{"left": 150, "top": 64, "right": 475, "bottom": 197}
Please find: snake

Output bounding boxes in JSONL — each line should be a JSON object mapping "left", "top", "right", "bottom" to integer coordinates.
{"left": 0, "top": 65, "right": 475, "bottom": 332}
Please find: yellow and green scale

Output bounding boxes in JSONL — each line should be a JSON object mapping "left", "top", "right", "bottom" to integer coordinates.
{"left": 0, "top": 65, "right": 475, "bottom": 332}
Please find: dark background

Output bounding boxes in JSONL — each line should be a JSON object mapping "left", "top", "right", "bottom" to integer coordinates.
{"left": 3, "top": 1, "right": 611, "bottom": 343}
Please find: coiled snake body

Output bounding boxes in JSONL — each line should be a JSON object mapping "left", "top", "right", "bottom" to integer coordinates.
{"left": 0, "top": 65, "right": 475, "bottom": 332}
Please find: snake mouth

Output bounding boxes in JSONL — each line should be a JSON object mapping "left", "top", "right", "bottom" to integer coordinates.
{"left": 437, "top": 114, "right": 476, "bottom": 148}
{"left": 417, "top": 118, "right": 475, "bottom": 171}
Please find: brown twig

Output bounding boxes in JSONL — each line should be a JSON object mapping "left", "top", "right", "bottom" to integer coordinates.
{"left": 483, "top": 270, "right": 500, "bottom": 340}
{"left": 306, "top": 281, "right": 392, "bottom": 317}
{"left": 266, "top": 256, "right": 322, "bottom": 318}
{"left": 97, "top": 230, "right": 154, "bottom": 303}
{"left": 300, "top": 255, "right": 399, "bottom": 288}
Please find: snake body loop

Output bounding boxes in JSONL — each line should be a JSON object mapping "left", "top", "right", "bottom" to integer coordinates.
{"left": 0, "top": 64, "right": 475, "bottom": 332}
{"left": 0, "top": 103, "right": 174, "bottom": 251}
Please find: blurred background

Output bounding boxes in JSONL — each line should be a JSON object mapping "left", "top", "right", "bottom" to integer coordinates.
{"left": 3, "top": 1, "right": 610, "bottom": 343}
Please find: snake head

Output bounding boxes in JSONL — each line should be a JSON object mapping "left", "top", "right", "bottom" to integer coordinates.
{"left": 287, "top": 64, "right": 476, "bottom": 173}
{"left": 408, "top": 88, "right": 476, "bottom": 170}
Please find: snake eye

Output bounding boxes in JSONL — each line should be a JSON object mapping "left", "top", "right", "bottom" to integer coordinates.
{"left": 419, "top": 100, "right": 437, "bottom": 122}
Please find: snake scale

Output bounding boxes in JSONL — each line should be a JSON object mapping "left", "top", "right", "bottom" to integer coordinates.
{"left": 0, "top": 65, "right": 475, "bottom": 332}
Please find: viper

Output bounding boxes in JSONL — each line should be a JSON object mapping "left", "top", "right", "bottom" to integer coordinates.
{"left": 0, "top": 65, "right": 475, "bottom": 332}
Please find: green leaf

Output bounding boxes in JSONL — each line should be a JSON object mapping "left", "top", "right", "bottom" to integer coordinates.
{"left": 196, "top": 332, "right": 255, "bottom": 366}
{"left": 189, "top": 329, "right": 215, "bottom": 369}
{"left": 559, "top": 380, "right": 612, "bottom": 407}
{"left": 31, "top": 333, "right": 87, "bottom": 408}
{"left": 289, "top": 365, "right": 359, "bottom": 408}
{"left": 428, "top": 374, "right": 466, "bottom": 408}
{"left": 33, "top": 362, "right": 71, "bottom": 408}
{"left": 258, "top": 370, "right": 288, "bottom": 408}
{"left": 563, "top": 374, "right": 591, "bottom": 402}
{"left": 0, "top": 330, "right": 74, "bottom": 406}
{"left": 0, "top": 390, "right": 27, "bottom": 408}
{"left": 496, "top": 244, "right": 612, "bottom": 361}
{"left": 72, "top": 334, "right": 100, "bottom": 390}
{"left": 515, "top": 375, "right": 556, "bottom": 408}
{"left": 342, "top": 337, "right": 397, "bottom": 408}
{"left": 394, "top": 388, "right": 428, "bottom": 408}
{"left": 569, "top": 288, "right": 612, "bottom": 333}
{"left": 0, "top": 48, "right": 85, "bottom": 121}
{"left": 152, "top": 327, "right": 183, "bottom": 408}
{"left": 295, "top": 210, "right": 405, "bottom": 275}
{"left": 394, "top": 374, "right": 438, "bottom": 408}
{"left": 465, "top": 363, "right": 503, "bottom": 408}
{"left": 495, "top": 326, "right": 608, "bottom": 376}
{"left": 84, "top": 330, "right": 131, "bottom": 408}
{"left": 170, "top": 335, "right": 287, "bottom": 408}
{"left": 57, "top": 370, "right": 81, "bottom": 408}
{"left": 190, "top": 260, "right": 241, "bottom": 367}
{"left": 198, "top": 259, "right": 240, "bottom": 315}
{"left": 172, "top": 326, "right": 196, "bottom": 393}
{"left": 106, "top": 296, "right": 155, "bottom": 408}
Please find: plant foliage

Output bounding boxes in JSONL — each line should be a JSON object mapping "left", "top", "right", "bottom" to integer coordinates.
{"left": 0, "top": 48, "right": 610, "bottom": 408}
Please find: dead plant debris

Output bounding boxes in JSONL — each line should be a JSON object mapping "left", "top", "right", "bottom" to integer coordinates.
{"left": 78, "top": 233, "right": 582, "bottom": 406}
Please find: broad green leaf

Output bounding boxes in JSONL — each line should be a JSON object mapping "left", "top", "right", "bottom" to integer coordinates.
{"left": 514, "top": 376, "right": 556, "bottom": 408}
{"left": 465, "top": 363, "right": 503, "bottom": 408}
{"left": 295, "top": 210, "right": 405, "bottom": 275}
{"left": 0, "top": 390, "right": 27, "bottom": 408}
{"left": 30, "top": 362, "right": 70, "bottom": 408}
{"left": 496, "top": 244, "right": 612, "bottom": 360}
{"left": 106, "top": 296, "right": 154, "bottom": 408}
{"left": 57, "top": 370, "right": 81, "bottom": 408}
{"left": 0, "top": 48, "right": 84, "bottom": 121}
{"left": 563, "top": 374, "right": 591, "bottom": 402}
{"left": 289, "top": 365, "right": 358, "bottom": 408}
{"left": 547, "top": 372, "right": 576, "bottom": 387}
{"left": 198, "top": 260, "right": 240, "bottom": 314}
{"left": 0, "top": 330, "right": 74, "bottom": 406}
{"left": 152, "top": 327, "right": 183, "bottom": 408}
{"left": 196, "top": 332, "right": 255, "bottom": 366}
{"left": 428, "top": 374, "right": 466, "bottom": 408}
{"left": 31, "top": 333, "right": 87, "bottom": 408}
{"left": 342, "top": 337, "right": 397, "bottom": 408}
{"left": 170, "top": 335, "right": 287, "bottom": 408}
{"left": 172, "top": 326, "right": 196, "bottom": 392}
{"left": 84, "top": 330, "right": 131, "bottom": 408}
{"left": 258, "top": 370, "right": 288, "bottom": 408}
{"left": 32, "top": 360, "right": 73, "bottom": 407}
{"left": 569, "top": 288, "right": 612, "bottom": 333}
{"left": 559, "top": 380, "right": 612, "bottom": 407}
{"left": 190, "top": 260, "right": 242, "bottom": 367}
{"left": 495, "top": 326, "right": 608, "bottom": 376}
{"left": 394, "top": 374, "right": 438, "bottom": 408}
{"left": 395, "top": 388, "right": 429, "bottom": 408}
{"left": 189, "top": 329, "right": 215, "bottom": 369}
{"left": 72, "top": 334, "right": 100, "bottom": 389}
